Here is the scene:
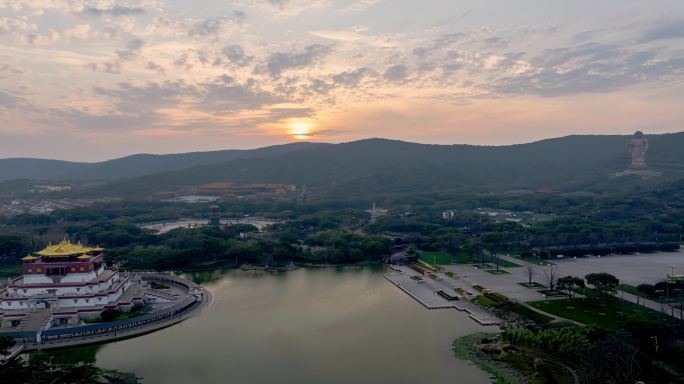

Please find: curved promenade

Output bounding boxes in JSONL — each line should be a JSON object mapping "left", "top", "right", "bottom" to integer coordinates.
{"left": 19, "top": 273, "right": 212, "bottom": 351}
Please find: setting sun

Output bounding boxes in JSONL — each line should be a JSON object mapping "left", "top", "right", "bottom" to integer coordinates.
{"left": 286, "top": 119, "right": 317, "bottom": 140}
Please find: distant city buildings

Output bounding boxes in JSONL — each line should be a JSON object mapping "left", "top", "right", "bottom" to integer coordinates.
{"left": 442, "top": 210, "right": 456, "bottom": 220}
{"left": 155, "top": 182, "right": 297, "bottom": 202}
{"left": 29, "top": 183, "right": 72, "bottom": 194}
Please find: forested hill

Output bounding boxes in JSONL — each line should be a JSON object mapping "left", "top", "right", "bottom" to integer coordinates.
{"left": 75, "top": 132, "right": 684, "bottom": 197}
{"left": 0, "top": 142, "right": 329, "bottom": 182}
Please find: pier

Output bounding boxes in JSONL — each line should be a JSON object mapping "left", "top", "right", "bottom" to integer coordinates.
{"left": 385, "top": 266, "right": 500, "bottom": 326}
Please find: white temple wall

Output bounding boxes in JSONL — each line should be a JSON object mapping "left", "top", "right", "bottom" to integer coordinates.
{"left": 23, "top": 275, "right": 53, "bottom": 284}
{"left": 61, "top": 271, "right": 97, "bottom": 283}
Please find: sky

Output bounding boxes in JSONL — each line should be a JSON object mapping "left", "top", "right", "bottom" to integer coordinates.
{"left": 0, "top": 0, "right": 683, "bottom": 161}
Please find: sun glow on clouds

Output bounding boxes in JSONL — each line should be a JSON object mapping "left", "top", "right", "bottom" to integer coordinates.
{"left": 286, "top": 118, "right": 317, "bottom": 140}
{"left": 1, "top": 1, "right": 684, "bottom": 160}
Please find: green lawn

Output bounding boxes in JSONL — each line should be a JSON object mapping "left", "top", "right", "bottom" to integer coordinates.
{"left": 617, "top": 283, "right": 638, "bottom": 295}
{"left": 475, "top": 295, "right": 496, "bottom": 307}
{"left": 419, "top": 252, "right": 454, "bottom": 265}
{"left": 493, "top": 258, "right": 522, "bottom": 268}
{"left": 528, "top": 297, "right": 663, "bottom": 329}
{"left": 486, "top": 269, "right": 510, "bottom": 275}
{"left": 507, "top": 303, "right": 554, "bottom": 324}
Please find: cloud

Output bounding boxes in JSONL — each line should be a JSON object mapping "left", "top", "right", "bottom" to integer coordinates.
{"left": 263, "top": 44, "right": 332, "bottom": 77}
{"left": 332, "top": 67, "right": 376, "bottom": 86}
{"left": 260, "top": 0, "right": 329, "bottom": 16}
{"left": 222, "top": 44, "right": 252, "bottom": 65}
{"left": 202, "top": 75, "right": 283, "bottom": 112}
{"left": 492, "top": 43, "right": 683, "bottom": 97}
{"left": 63, "top": 24, "right": 91, "bottom": 40}
{"left": 640, "top": 19, "right": 684, "bottom": 43}
{"left": 383, "top": 64, "right": 408, "bottom": 82}
{"left": 24, "top": 30, "right": 60, "bottom": 45}
{"left": 0, "top": 63, "right": 24, "bottom": 79}
{"left": 90, "top": 38, "right": 145, "bottom": 74}
{"left": 188, "top": 13, "right": 246, "bottom": 39}
{"left": 341, "top": 0, "right": 382, "bottom": 13}
{"left": 0, "top": 90, "right": 21, "bottom": 108}
{"left": 0, "top": 17, "right": 35, "bottom": 35}
{"left": 94, "top": 75, "right": 283, "bottom": 117}
{"left": 80, "top": 6, "right": 145, "bottom": 17}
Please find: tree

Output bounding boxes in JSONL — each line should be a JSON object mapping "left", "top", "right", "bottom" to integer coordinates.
{"left": 100, "top": 308, "right": 121, "bottom": 322}
{"left": 585, "top": 272, "right": 619, "bottom": 304}
{"left": 557, "top": 276, "right": 585, "bottom": 300}
{"left": 636, "top": 283, "right": 654, "bottom": 305}
{"left": 525, "top": 263, "right": 537, "bottom": 285}
{"left": 542, "top": 265, "right": 558, "bottom": 292}
{"left": 0, "top": 335, "right": 14, "bottom": 355}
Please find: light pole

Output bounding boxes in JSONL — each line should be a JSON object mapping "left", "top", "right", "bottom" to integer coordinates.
{"left": 667, "top": 266, "right": 675, "bottom": 300}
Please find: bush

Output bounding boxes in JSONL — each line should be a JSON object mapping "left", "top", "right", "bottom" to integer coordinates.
{"left": 100, "top": 308, "right": 121, "bottom": 322}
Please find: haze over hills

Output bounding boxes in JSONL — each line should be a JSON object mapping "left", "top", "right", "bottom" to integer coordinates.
{"left": 2, "top": 132, "right": 683, "bottom": 197}
{"left": 69, "top": 132, "right": 684, "bottom": 198}
{"left": 0, "top": 142, "right": 329, "bottom": 182}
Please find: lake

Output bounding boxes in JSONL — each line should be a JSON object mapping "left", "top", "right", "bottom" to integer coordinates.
{"left": 57, "top": 266, "right": 491, "bottom": 383}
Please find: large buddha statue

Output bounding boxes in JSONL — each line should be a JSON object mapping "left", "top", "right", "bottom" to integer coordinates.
{"left": 627, "top": 131, "right": 649, "bottom": 170}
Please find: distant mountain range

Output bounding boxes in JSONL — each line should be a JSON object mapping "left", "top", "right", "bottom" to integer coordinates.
{"left": 0, "top": 142, "right": 328, "bottom": 182}
{"left": 2, "top": 133, "right": 683, "bottom": 197}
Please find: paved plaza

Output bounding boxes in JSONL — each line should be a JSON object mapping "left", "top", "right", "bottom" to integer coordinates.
{"left": 442, "top": 251, "right": 684, "bottom": 304}
{"left": 385, "top": 266, "right": 500, "bottom": 325}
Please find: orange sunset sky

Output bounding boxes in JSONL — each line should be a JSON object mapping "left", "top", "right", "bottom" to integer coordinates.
{"left": 0, "top": 0, "right": 683, "bottom": 161}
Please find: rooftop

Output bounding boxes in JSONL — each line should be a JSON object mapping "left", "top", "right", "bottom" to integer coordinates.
{"left": 35, "top": 239, "right": 103, "bottom": 257}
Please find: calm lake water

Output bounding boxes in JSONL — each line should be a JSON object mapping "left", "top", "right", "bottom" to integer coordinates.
{"left": 57, "top": 266, "right": 491, "bottom": 383}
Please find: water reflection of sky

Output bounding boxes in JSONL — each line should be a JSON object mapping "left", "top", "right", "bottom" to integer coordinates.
{"left": 62, "top": 267, "right": 492, "bottom": 384}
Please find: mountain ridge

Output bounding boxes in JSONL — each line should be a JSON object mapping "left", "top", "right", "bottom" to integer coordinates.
{"left": 3, "top": 133, "right": 683, "bottom": 197}
{"left": 69, "top": 132, "right": 684, "bottom": 198}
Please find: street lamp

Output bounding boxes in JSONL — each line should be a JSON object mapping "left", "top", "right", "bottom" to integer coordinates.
{"left": 667, "top": 266, "right": 676, "bottom": 300}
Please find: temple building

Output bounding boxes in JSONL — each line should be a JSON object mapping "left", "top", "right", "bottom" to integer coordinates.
{"left": 0, "top": 240, "right": 205, "bottom": 347}
{"left": 1, "top": 239, "right": 131, "bottom": 312}
{"left": 0, "top": 239, "right": 147, "bottom": 332}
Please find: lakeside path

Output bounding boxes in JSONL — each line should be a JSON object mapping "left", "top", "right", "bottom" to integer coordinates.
{"left": 614, "top": 290, "right": 683, "bottom": 320}
{"left": 464, "top": 253, "right": 684, "bottom": 321}
{"left": 23, "top": 288, "right": 213, "bottom": 351}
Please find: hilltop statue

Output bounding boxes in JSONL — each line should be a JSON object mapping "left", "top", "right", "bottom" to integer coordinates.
{"left": 628, "top": 131, "right": 649, "bottom": 169}
{"left": 612, "top": 131, "right": 661, "bottom": 178}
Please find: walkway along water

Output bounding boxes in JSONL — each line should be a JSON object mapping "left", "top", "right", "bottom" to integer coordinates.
{"left": 0, "top": 273, "right": 211, "bottom": 351}
{"left": 385, "top": 265, "right": 501, "bottom": 326}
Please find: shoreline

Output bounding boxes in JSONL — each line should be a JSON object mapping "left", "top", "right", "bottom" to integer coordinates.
{"left": 16, "top": 279, "right": 214, "bottom": 352}
{"left": 452, "top": 333, "right": 527, "bottom": 384}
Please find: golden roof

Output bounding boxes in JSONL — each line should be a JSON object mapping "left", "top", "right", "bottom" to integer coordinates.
{"left": 21, "top": 255, "right": 38, "bottom": 261}
{"left": 35, "top": 239, "right": 103, "bottom": 257}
